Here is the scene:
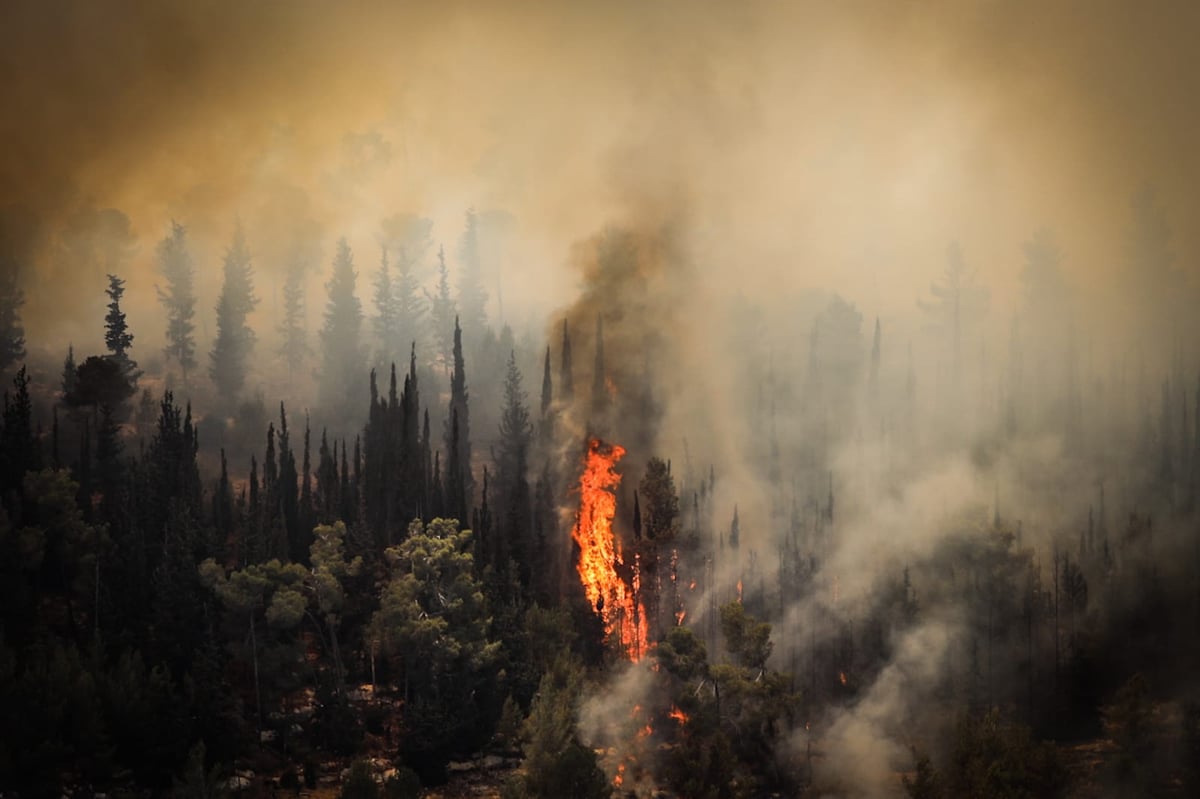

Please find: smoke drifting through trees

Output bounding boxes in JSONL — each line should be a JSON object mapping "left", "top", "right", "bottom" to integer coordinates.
{"left": 2, "top": 1, "right": 1200, "bottom": 796}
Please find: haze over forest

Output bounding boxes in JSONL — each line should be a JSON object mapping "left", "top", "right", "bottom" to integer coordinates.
{"left": 1, "top": 2, "right": 1199, "bottom": 797}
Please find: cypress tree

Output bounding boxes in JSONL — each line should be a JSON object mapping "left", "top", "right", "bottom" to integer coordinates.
{"left": 444, "top": 317, "right": 472, "bottom": 510}
{"left": 278, "top": 403, "right": 301, "bottom": 562}
{"left": 300, "top": 413, "right": 313, "bottom": 529}
{"left": 213, "top": 448, "right": 233, "bottom": 560}
{"left": 541, "top": 345, "right": 552, "bottom": 416}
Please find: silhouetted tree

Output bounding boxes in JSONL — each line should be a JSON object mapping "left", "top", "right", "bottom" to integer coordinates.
{"left": 457, "top": 208, "right": 488, "bottom": 337}
{"left": 209, "top": 227, "right": 258, "bottom": 401}
{"left": 444, "top": 317, "right": 472, "bottom": 515}
{"left": 319, "top": 238, "right": 365, "bottom": 415}
{"left": 156, "top": 221, "right": 197, "bottom": 383}
{"left": 278, "top": 261, "right": 310, "bottom": 381}
{"left": 496, "top": 351, "right": 533, "bottom": 582}
{"left": 918, "top": 242, "right": 988, "bottom": 385}
{"left": 0, "top": 263, "right": 25, "bottom": 373}
{"left": 372, "top": 246, "right": 401, "bottom": 369}
{"left": 104, "top": 273, "right": 140, "bottom": 388}
{"left": 60, "top": 344, "right": 76, "bottom": 398}
{"left": 427, "top": 245, "right": 455, "bottom": 376}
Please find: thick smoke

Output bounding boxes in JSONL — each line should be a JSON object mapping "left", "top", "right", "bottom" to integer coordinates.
{"left": 3, "top": 2, "right": 1200, "bottom": 794}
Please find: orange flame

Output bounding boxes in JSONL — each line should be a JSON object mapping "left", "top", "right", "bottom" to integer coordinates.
{"left": 675, "top": 607, "right": 686, "bottom": 625}
{"left": 839, "top": 671, "right": 848, "bottom": 686}
{"left": 736, "top": 579, "right": 743, "bottom": 604}
{"left": 669, "top": 705, "right": 689, "bottom": 725}
{"left": 573, "top": 438, "right": 649, "bottom": 660}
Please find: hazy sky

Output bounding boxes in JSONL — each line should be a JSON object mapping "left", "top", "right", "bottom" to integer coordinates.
{"left": 2, "top": 0, "right": 1197, "bottom": 346}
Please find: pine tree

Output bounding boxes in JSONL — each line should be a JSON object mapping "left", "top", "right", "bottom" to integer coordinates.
{"left": 278, "top": 261, "right": 311, "bottom": 381}
{"left": 497, "top": 351, "right": 533, "bottom": 583}
{"left": 445, "top": 408, "right": 466, "bottom": 525}
{"left": 918, "top": 242, "right": 988, "bottom": 386}
{"left": 214, "top": 448, "right": 234, "bottom": 558}
{"left": 278, "top": 403, "right": 301, "bottom": 562}
{"left": 539, "top": 345, "right": 553, "bottom": 444}
{"left": 372, "top": 245, "right": 401, "bottom": 369}
{"left": 0, "top": 366, "right": 36, "bottom": 491}
{"left": 301, "top": 413, "right": 313, "bottom": 529}
{"left": 317, "top": 429, "right": 339, "bottom": 523}
{"left": 457, "top": 208, "right": 488, "bottom": 336}
{"left": 381, "top": 214, "right": 432, "bottom": 363}
{"left": 60, "top": 344, "right": 77, "bottom": 398}
{"left": 427, "top": 245, "right": 456, "bottom": 376}
{"left": 104, "top": 273, "right": 140, "bottom": 387}
{"left": 0, "top": 264, "right": 25, "bottom": 373}
{"left": 156, "top": 221, "right": 197, "bottom": 383}
{"left": 209, "top": 227, "right": 258, "bottom": 401}
{"left": 395, "top": 244, "right": 427, "bottom": 361}
{"left": 318, "top": 238, "right": 365, "bottom": 414}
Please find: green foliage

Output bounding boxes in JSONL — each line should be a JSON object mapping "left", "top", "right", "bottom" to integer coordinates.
{"left": 719, "top": 601, "right": 773, "bottom": 670}
{"left": 372, "top": 518, "right": 498, "bottom": 673}
{"left": 371, "top": 518, "right": 499, "bottom": 774}
{"left": 657, "top": 625, "right": 709, "bottom": 682}
{"left": 519, "top": 655, "right": 609, "bottom": 799}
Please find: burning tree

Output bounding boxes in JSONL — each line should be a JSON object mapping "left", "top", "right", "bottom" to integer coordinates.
{"left": 572, "top": 438, "right": 649, "bottom": 660}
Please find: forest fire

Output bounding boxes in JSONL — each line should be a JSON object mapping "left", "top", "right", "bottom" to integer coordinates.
{"left": 573, "top": 437, "right": 649, "bottom": 660}
{"left": 669, "top": 705, "right": 689, "bottom": 725}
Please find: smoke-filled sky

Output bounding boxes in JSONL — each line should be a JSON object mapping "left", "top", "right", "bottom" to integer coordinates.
{"left": 2, "top": 0, "right": 1198, "bottom": 347}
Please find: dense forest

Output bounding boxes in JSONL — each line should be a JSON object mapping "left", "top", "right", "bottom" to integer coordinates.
{"left": 3, "top": 2, "right": 1200, "bottom": 798}
{"left": 2, "top": 192, "right": 1199, "bottom": 798}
